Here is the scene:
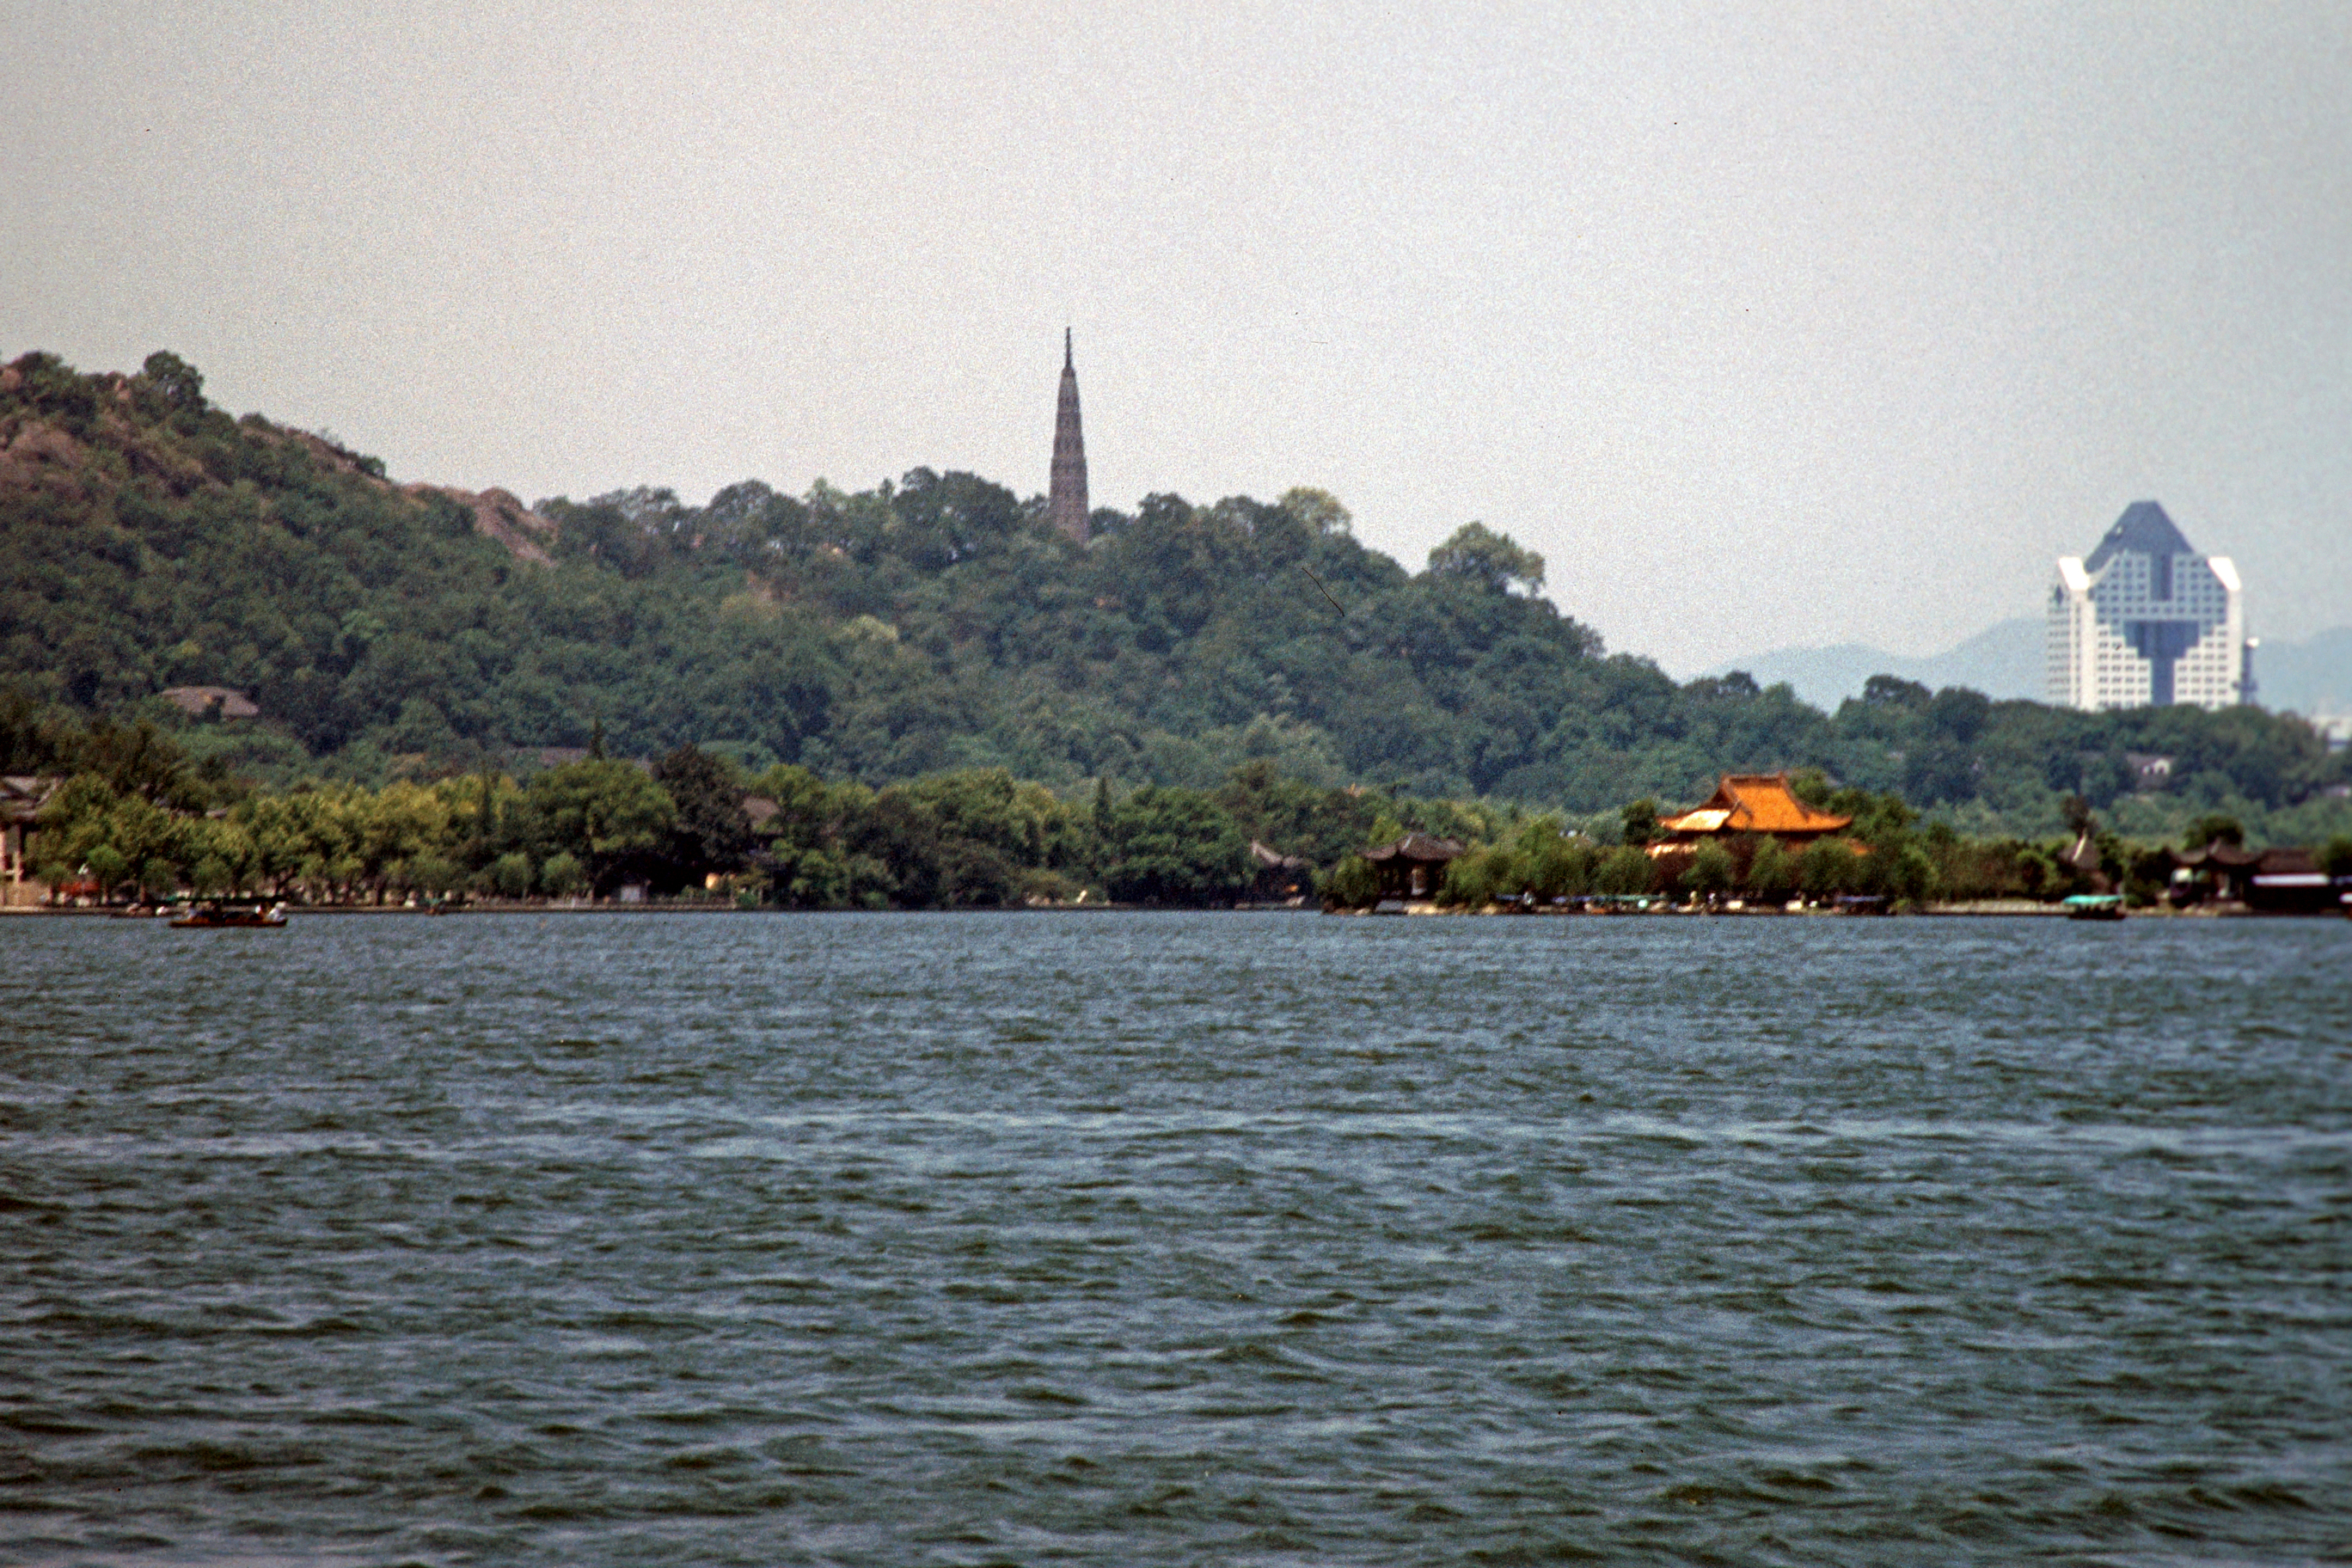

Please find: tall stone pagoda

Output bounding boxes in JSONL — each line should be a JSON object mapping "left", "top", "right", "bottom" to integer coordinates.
{"left": 1048, "top": 328, "right": 1089, "bottom": 544}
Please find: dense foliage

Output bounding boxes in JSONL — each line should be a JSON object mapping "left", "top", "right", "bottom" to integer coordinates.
{"left": 21, "top": 708, "right": 2346, "bottom": 914}
{"left": 0, "top": 704, "right": 1406, "bottom": 908}
{"left": 3, "top": 351, "right": 2347, "bottom": 846}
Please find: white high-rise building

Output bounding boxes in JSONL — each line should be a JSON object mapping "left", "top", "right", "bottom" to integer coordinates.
{"left": 2048, "top": 502, "right": 2247, "bottom": 712}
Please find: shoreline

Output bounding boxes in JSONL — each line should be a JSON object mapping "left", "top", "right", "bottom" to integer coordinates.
{"left": 6, "top": 899, "right": 2324, "bottom": 920}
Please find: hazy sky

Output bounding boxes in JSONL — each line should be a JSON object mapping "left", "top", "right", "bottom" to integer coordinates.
{"left": 7, "top": 2, "right": 2348, "bottom": 671}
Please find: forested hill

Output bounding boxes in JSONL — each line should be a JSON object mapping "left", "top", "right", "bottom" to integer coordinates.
{"left": 3, "top": 350, "right": 2346, "bottom": 839}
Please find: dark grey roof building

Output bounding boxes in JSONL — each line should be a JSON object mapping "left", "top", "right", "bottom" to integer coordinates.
{"left": 1047, "top": 329, "right": 1088, "bottom": 545}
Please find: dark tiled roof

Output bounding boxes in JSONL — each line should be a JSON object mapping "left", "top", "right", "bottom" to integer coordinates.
{"left": 0, "top": 775, "right": 58, "bottom": 824}
{"left": 2167, "top": 842, "right": 2314, "bottom": 874}
{"left": 2170, "top": 840, "right": 2259, "bottom": 868}
{"left": 1363, "top": 832, "right": 1467, "bottom": 864}
{"left": 2256, "top": 846, "right": 2317, "bottom": 875}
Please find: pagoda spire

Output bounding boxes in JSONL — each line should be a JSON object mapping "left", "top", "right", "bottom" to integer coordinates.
{"left": 1048, "top": 328, "right": 1088, "bottom": 544}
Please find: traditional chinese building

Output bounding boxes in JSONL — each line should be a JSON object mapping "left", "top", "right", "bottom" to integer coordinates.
{"left": 1047, "top": 328, "right": 1088, "bottom": 544}
{"left": 2165, "top": 840, "right": 2338, "bottom": 912}
{"left": 1246, "top": 840, "right": 1311, "bottom": 903}
{"left": 1651, "top": 774, "right": 1853, "bottom": 854}
{"left": 1, "top": 775, "right": 58, "bottom": 908}
{"left": 1363, "top": 832, "right": 1466, "bottom": 900}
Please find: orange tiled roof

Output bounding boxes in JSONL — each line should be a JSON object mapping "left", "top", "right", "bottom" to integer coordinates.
{"left": 1661, "top": 775, "right": 1851, "bottom": 836}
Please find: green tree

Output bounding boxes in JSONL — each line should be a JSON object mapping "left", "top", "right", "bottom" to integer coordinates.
{"left": 747, "top": 763, "right": 888, "bottom": 908}
{"left": 2181, "top": 812, "right": 2244, "bottom": 850}
{"left": 185, "top": 817, "right": 260, "bottom": 895}
{"left": 31, "top": 775, "right": 119, "bottom": 885}
{"left": 1789, "top": 769, "right": 1832, "bottom": 809}
{"left": 1682, "top": 839, "right": 1735, "bottom": 901}
{"left": 82, "top": 843, "right": 128, "bottom": 900}
{"left": 526, "top": 759, "right": 675, "bottom": 891}
{"left": 1325, "top": 854, "right": 1377, "bottom": 908}
{"left": 407, "top": 855, "right": 466, "bottom": 898}
{"left": 138, "top": 350, "right": 205, "bottom": 412}
{"left": 1528, "top": 833, "right": 1595, "bottom": 898}
{"left": 2319, "top": 836, "right": 2352, "bottom": 878}
{"left": 652, "top": 743, "right": 752, "bottom": 890}
{"left": 71, "top": 720, "right": 199, "bottom": 808}
{"left": 1426, "top": 522, "right": 1544, "bottom": 594}
{"left": 1887, "top": 842, "right": 1938, "bottom": 905}
{"left": 1596, "top": 844, "right": 1655, "bottom": 895}
{"left": 1799, "top": 839, "right": 1860, "bottom": 901}
{"left": 538, "top": 852, "right": 586, "bottom": 897}
{"left": 1277, "top": 486, "right": 1352, "bottom": 537}
{"left": 848, "top": 788, "right": 945, "bottom": 906}
{"left": 1441, "top": 848, "right": 1503, "bottom": 907}
{"left": 487, "top": 851, "right": 534, "bottom": 897}
{"left": 1103, "top": 786, "right": 1250, "bottom": 904}
{"left": 1745, "top": 837, "right": 1795, "bottom": 901}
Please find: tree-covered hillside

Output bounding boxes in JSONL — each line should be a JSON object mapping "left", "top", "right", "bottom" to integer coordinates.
{"left": 4, "top": 350, "right": 2346, "bottom": 841}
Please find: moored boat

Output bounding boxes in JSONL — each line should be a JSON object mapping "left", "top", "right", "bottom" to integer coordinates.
{"left": 2062, "top": 893, "right": 2124, "bottom": 922}
{"left": 169, "top": 901, "right": 289, "bottom": 928}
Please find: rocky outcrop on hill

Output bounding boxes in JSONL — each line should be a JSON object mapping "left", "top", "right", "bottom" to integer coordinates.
{"left": 0, "top": 416, "right": 87, "bottom": 497}
{"left": 401, "top": 485, "right": 558, "bottom": 566}
{"left": 0, "top": 352, "right": 559, "bottom": 565}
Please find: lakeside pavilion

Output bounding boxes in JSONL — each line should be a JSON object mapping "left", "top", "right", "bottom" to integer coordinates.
{"left": 1363, "top": 832, "right": 1467, "bottom": 900}
{"left": 1650, "top": 774, "right": 1853, "bottom": 855}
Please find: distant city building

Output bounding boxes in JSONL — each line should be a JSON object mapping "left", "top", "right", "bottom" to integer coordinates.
{"left": 2047, "top": 502, "right": 2247, "bottom": 711}
{"left": 1047, "top": 328, "right": 1088, "bottom": 544}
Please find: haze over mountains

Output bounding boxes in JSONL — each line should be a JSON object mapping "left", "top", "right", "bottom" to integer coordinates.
{"left": 1702, "top": 621, "right": 2352, "bottom": 720}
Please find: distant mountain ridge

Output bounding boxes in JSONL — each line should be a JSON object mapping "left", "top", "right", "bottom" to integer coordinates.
{"left": 1708, "top": 621, "right": 2350, "bottom": 718}
{"left": 1701, "top": 620, "right": 2045, "bottom": 708}
{"left": 2253, "top": 628, "right": 2352, "bottom": 719}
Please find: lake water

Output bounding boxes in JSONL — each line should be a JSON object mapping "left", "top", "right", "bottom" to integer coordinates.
{"left": 3, "top": 911, "right": 2348, "bottom": 1565}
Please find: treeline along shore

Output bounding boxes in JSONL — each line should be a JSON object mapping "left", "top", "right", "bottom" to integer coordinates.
{"left": 9, "top": 699, "right": 2349, "bottom": 914}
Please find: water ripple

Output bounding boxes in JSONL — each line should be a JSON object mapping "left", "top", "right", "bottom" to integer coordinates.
{"left": 1, "top": 911, "right": 2346, "bottom": 1565}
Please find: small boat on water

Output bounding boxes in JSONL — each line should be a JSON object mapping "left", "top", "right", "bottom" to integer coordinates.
{"left": 169, "top": 901, "right": 289, "bottom": 928}
{"left": 2063, "top": 893, "right": 2125, "bottom": 922}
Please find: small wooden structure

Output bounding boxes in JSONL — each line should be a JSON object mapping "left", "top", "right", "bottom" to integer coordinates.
{"left": 2166, "top": 841, "right": 2337, "bottom": 913}
{"left": 0, "top": 775, "right": 57, "bottom": 909}
{"left": 1246, "top": 840, "right": 1311, "bottom": 902}
{"left": 1363, "top": 832, "right": 1467, "bottom": 900}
